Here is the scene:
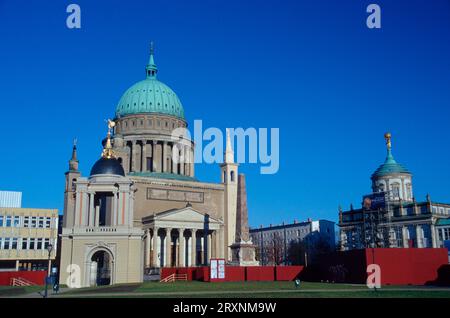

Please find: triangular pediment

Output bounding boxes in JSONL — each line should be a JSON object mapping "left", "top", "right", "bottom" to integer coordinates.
{"left": 155, "top": 207, "right": 222, "bottom": 224}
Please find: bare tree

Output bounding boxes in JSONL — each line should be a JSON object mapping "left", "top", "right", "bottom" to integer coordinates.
{"left": 264, "top": 232, "right": 284, "bottom": 265}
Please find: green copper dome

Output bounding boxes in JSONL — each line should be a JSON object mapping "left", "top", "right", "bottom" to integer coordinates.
{"left": 115, "top": 45, "right": 185, "bottom": 119}
{"left": 371, "top": 149, "right": 410, "bottom": 178}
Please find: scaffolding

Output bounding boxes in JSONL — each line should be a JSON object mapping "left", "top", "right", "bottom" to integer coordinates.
{"left": 361, "top": 191, "right": 394, "bottom": 248}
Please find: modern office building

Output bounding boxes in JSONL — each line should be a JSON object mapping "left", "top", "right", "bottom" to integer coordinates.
{"left": 0, "top": 207, "right": 59, "bottom": 271}
{"left": 0, "top": 191, "right": 22, "bottom": 208}
{"left": 250, "top": 219, "right": 335, "bottom": 265}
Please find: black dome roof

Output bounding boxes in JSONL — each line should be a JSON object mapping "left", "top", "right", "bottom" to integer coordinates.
{"left": 90, "top": 157, "right": 125, "bottom": 176}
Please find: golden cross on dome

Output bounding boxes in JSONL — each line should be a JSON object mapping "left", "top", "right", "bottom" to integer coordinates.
{"left": 102, "top": 119, "right": 116, "bottom": 159}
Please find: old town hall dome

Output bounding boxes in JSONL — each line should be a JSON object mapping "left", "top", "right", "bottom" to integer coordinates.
{"left": 371, "top": 133, "right": 411, "bottom": 179}
{"left": 115, "top": 45, "right": 185, "bottom": 120}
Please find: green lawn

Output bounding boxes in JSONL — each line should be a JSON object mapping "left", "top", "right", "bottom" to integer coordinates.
{"left": 55, "top": 281, "right": 450, "bottom": 298}
{"left": 0, "top": 285, "right": 45, "bottom": 297}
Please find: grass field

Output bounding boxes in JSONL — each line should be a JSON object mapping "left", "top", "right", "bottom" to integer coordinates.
{"left": 48, "top": 281, "right": 450, "bottom": 298}
{"left": 2, "top": 281, "right": 450, "bottom": 298}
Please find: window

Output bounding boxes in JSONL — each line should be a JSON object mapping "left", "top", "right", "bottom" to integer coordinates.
{"left": 444, "top": 228, "right": 450, "bottom": 240}
{"left": 24, "top": 216, "right": 30, "bottom": 227}
{"left": 22, "top": 238, "right": 28, "bottom": 250}
{"left": 45, "top": 217, "right": 51, "bottom": 228}
{"left": 29, "top": 238, "right": 35, "bottom": 250}
{"left": 44, "top": 238, "right": 50, "bottom": 250}
{"left": 391, "top": 183, "right": 400, "bottom": 198}
{"left": 13, "top": 216, "right": 20, "bottom": 227}
{"left": 31, "top": 217, "right": 37, "bottom": 228}
{"left": 4, "top": 238, "right": 10, "bottom": 249}
{"left": 37, "top": 238, "right": 43, "bottom": 250}
{"left": 38, "top": 217, "right": 44, "bottom": 228}
{"left": 11, "top": 238, "right": 17, "bottom": 249}
{"left": 5, "top": 216, "right": 12, "bottom": 227}
{"left": 0, "top": 216, "right": 3, "bottom": 227}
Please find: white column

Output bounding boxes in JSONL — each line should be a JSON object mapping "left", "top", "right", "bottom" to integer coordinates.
{"left": 89, "top": 193, "right": 95, "bottom": 226}
{"left": 172, "top": 144, "right": 177, "bottom": 174}
{"left": 207, "top": 232, "right": 212, "bottom": 264}
{"left": 152, "top": 227, "right": 159, "bottom": 267}
{"left": 200, "top": 234, "right": 205, "bottom": 264}
{"left": 431, "top": 224, "right": 437, "bottom": 248}
{"left": 402, "top": 226, "right": 409, "bottom": 248}
{"left": 152, "top": 141, "right": 158, "bottom": 172}
{"left": 162, "top": 142, "right": 168, "bottom": 173}
{"left": 188, "top": 146, "right": 193, "bottom": 177}
{"left": 131, "top": 140, "right": 137, "bottom": 172}
{"left": 145, "top": 229, "right": 151, "bottom": 267}
{"left": 178, "top": 229, "right": 185, "bottom": 267}
{"left": 113, "top": 192, "right": 118, "bottom": 226}
{"left": 180, "top": 146, "right": 185, "bottom": 175}
{"left": 165, "top": 228, "right": 172, "bottom": 267}
{"left": 191, "top": 229, "right": 197, "bottom": 266}
{"left": 95, "top": 204, "right": 100, "bottom": 227}
{"left": 142, "top": 141, "right": 147, "bottom": 172}
{"left": 416, "top": 225, "right": 423, "bottom": 248}
{"left": 212, "top": 231, "right": 218, "bottom": 259}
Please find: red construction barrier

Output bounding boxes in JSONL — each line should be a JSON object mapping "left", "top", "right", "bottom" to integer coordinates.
{"left": 176, "top": 267, "right": 197, "bottom": 281}
{"left": 316, "top": 248, "right": 448, "bottom": 286}
{"left": 224, "top": 266, "right": 246, "bottom": 282}
{"left": 275, "top": 266, "right": 304, "bottom": 281}
{"left": 194, "top": 267, "right": 210, "bottom": 282}
{"left": 366, "top": 248, "right": 448, "bottom": 285}
{"left": 160, "top": 266, "right": 308, "bottom": 282}
{"left": 160, "top": 267, "right": 177, "bottom": 280}
{"left": 0, "top": 271, "right": 47, "bottom": 286}
{"left": 246, "top": 266, "right": 275, "bottom": 281}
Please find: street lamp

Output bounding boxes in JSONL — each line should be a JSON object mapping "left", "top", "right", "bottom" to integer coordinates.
{"left": 43, "top": 244, "right": 53, "bottom": 298}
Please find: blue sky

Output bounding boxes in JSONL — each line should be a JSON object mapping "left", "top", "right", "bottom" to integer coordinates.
{"left": 0, "top": 0, "right": 449, "bottom": 228}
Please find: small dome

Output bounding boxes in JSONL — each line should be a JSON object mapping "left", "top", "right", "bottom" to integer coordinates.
{"left": 90, "top": 157, "right": 125, "bottom": 176}
{"left": 371, "top": 149, "right": 410, "bottom": 179}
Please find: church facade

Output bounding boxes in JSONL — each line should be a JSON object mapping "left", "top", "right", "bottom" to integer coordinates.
{"left": 59, "top": 47, "right": 255, "bottom": 288}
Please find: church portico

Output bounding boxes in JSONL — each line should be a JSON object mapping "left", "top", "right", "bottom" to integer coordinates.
{"left": 142, "top": 206, "right": 222, "bottom": 268}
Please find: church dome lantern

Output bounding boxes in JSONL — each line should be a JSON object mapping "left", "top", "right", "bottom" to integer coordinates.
{"left": 114, "top": 43, "right": 185, "bottom": 120}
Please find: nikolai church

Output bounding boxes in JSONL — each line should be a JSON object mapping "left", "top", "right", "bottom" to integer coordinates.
{"left": 59, "top": 46, "right": 257, "bottom": 288}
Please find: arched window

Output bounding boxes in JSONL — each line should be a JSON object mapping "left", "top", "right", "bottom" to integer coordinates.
{"left": 230, "top": 171, "right": 235, "bottom": 182}
{"left": 391, "top": 182, "right": 400, "bottom": 198}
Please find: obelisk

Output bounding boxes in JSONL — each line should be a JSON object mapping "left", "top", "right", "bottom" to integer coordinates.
{"left": 230, "top": 174, "right": 258, "bottom": 266}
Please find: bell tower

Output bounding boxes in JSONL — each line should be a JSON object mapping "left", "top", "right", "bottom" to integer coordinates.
{"left": 63, "top": 139, "right": 81, "bottom": 228}
{"left": 220, "top": 129, "right": 238, "bottom": 261}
